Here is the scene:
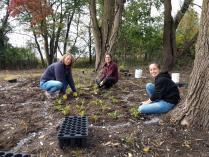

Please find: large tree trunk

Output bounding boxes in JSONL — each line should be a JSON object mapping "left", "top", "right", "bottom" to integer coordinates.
{"left": 89, "top": 0, "right": 124, "bottom": 71}
{"left": 162, "top": 0, "right": 176, "bottom": 72}
{"left": 171, "top": 0, "right": 209, "bottom": 129}
{"left": 162, "top": 0, "right": 193, "bottom": 71}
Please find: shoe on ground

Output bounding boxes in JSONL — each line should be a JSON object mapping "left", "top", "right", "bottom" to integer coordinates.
{"left": 45, "top": 91, "right": 59, "bottom": 99}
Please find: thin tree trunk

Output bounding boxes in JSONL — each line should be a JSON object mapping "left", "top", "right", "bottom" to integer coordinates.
{"left": 88, "top": 21, "right": 92, "bottom": 64}
{"left": 63, "top": 0, "right": 76, "bottom": 54}
{"left": 72, "top": 12, "right": 81, "bottom": 48}
{"left": 41, "top": 20, "right": 51, "bottom": 65}
{"left": 171, "top": 0, "right": 209, "bottom": 129}
{"left": 32, "top": 30, "right": 45, "bottom": 67}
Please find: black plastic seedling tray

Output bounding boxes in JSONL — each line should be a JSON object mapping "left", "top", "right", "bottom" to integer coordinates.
{"left": 58, "top": 116, "right": 88, "bottom": 148}
{"left": 0, "top": 151, "right": 30, "bottom": 157}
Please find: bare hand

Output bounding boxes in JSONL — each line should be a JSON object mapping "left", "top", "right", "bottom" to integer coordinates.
{"left": 99, "top": 81, "right": 104, "bottom": 86}
{"left": 142, "top": 99, "right": 152, "bottom": 104}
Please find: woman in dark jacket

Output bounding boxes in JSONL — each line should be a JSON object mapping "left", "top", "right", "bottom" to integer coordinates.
{"left": 138, "top": 63, "right": 180, "bottom": 114}
{"left": 40, "top": 53, "right": 77, "bottom": 97}
{"left": 97, "top": 53, "right": 119, "bottom": 89}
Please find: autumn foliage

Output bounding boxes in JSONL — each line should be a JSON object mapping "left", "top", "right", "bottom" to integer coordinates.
{"left": 8, "top": 0, "right": 52, "bottom": 24}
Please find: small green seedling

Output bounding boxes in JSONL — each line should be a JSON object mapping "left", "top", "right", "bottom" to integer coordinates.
{"left": 110, "top": 96, "right": 119, "bottom": 103}
{"left": 63, "top": 94, "right": 68, "bottom": 100}
{"left": 91, "top": 114, "right": 100, "bottom": 123}
{"left": 93, "top": 85, "right": 99, "bottom": 94}
{"left": 55, "top": 105, "right": 62, "bottom": 111}
{"left": 123, "top": 134, "right": 135, "bottom": 146}
{"left": 75, "top": 99, "right": 86, "bottom": 116}
{"left": 62, "top": 106, "right": 71, "bottom": 116}
{"left": 129, "top": 106, "right": 139, "bottom": 118}
{"left": 108, "top": 111, "right": 121, "bottom": 119}
{"left": 66, "top": 87, "right": 71, "bottom": 94}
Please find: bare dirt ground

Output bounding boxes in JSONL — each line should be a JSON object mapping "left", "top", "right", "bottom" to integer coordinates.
{"left": 1, "top": 68, "right": 209, "bottom": 157}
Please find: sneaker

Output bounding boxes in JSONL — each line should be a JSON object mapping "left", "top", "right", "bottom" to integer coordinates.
{"left": 45, "top": 91, "right": 52, "bottom": 99}
{"left": 45, "top": 91, "right": 59, "bottom": 99}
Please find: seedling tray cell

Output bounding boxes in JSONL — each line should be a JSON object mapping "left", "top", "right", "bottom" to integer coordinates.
{"left": 0, "top": 151, "right": 30, "bottom": 157}
{"left": 58, "top": 116, "right": 88, "bottom": 148}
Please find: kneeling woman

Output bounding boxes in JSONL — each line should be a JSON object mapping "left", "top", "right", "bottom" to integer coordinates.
{"left": 40, "top": 53, "right": 77, "bottom": 96}
{"left": 97, "top": 53, "right": 119, "bottom": 89}
{"left": 138, "top": 63, "right": 180, "bottom": 114}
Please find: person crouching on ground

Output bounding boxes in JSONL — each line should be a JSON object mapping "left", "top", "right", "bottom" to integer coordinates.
{"left": 138, "top": 63, "right": 180, "bottom": 114}
{"left": 96, "top": 53, "right": 119, "bottom": 89}
{"left": 40, "top": 53, "right": 77, "bottom": 98}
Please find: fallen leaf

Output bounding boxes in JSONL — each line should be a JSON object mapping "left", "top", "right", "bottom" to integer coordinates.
{"left": 112, "top": 142, "right": 120, "bottom": 146}
{"left": 38, "top": 135, "right": 45, "bottom": 139}
{"left": 103, "top": 141, "right": 111, "bottom": 146}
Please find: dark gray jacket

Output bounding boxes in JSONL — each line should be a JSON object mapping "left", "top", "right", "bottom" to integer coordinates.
{"left": 40, "top": 62, "right": 76, "bottom": 92}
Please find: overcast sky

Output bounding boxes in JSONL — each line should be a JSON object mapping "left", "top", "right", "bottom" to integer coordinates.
{"left": 8, "top": 0, "right": 203, "bottom": 48}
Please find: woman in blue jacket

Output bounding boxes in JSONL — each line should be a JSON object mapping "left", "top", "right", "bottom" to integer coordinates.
{"left": 40, "top": 53, "right": 77, "bottom": 97}
{"left": 138, "top": 63, "right": 180, "bottom": 114}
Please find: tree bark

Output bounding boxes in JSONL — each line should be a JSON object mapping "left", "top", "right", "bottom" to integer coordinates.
{"left": 89, "top": 0, "right": 124, "bottom": 71}
{"left": 32, "top": 29, "right": 45, "bottom": 67}
{"left": 88, "top": 21, "right": 92, "bottom": 64}
{"left": 162, "top": 0, "right": 193, "bottom": 71}
{"left": 171, "top": 0, "right": 209, "bottom": 129}
{"left": 162, "top": 0, "right": 176, "bottom": 72}
{"left": 0, "top": 0, "right": 10, "bottom": 48}
{"left": 63, "top": 0, "right": 76, "bottom": 54}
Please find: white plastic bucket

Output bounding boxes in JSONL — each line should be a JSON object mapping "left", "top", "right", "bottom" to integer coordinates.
{"left": 135, "top": 69, "right": 143, "bottom": 78}
{"left": 171, "top": 73, "right": 180, "bottom": 83}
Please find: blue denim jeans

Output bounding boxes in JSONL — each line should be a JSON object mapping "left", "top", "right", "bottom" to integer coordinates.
{"left": 138, "top": 83, "right": 175, "bottom": 114}
{"left": 40, "top": 80, "right": 65, "bottom": 93}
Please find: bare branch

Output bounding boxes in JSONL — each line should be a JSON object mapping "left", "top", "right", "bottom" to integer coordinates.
{"left": 191, "top": 3, "right": 202, "bottom": 9}
{"left": 174, "top": 0, "right": 193, "bottom": 29}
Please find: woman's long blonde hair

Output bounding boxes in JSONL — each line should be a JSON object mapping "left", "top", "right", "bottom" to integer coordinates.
{"left": 61, "top": 53, "right": 74, "bottom": 66}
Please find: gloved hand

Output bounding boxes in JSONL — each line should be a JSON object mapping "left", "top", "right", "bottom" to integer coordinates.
{"left": 99, "top": 81, "right": 104, "bottom": 87}
{"left": 73, "top": 92, "right": 78, "bottom": 97}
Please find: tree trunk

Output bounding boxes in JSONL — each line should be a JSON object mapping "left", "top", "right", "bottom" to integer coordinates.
{"left": 32, "top": 30, "right": 46, "bottom": 67}
{"left": 88, "top": 21, "right": 92, "bottom": 64}
{"left": 162, "top": 0, "right": 193, "bottom": 71}
{"left": 63, "top": 0, "right": 76, "bottom": 54}
{"left": 89, "top": 0, "right": 124, "bottom": 71}
{"left": 171, "top": 0, "right": 209, "bottom": 129}
{"left": 0, "top": 0, "right": 10, "bottom": 69}
{"left": 162, "top": 0, "right": 176, "bottom": 72}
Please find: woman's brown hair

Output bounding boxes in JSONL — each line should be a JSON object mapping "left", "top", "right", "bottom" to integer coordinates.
{"left": 149, "top": 62, "right": 161, "bottom": 69}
